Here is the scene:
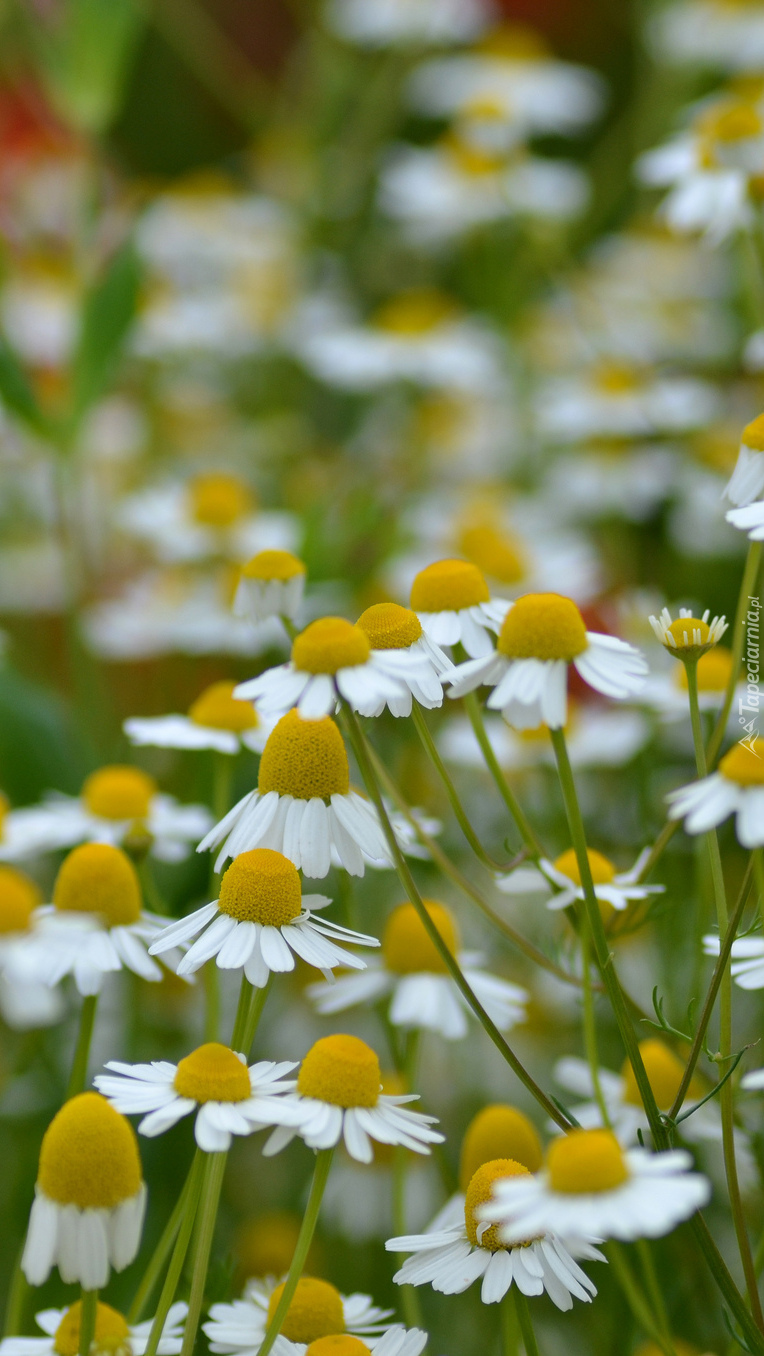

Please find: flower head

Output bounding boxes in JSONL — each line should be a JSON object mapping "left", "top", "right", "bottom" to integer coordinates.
{"left": 0, "top": 1299, "right": 187, "bottom": 1356}
{"left": 125, "top": 681, "right": 270, "bottom": 756}
{"left": 234, "top": 550, "right": 306, "bottom": 623}
{"left": 460, "top": 1105, "right": 543, "bottom": 1186}
{"left": 410, "top": 559, "right": 509, "bottom": 658}
{"left": 204, "top": 1275, "right": 413, "bottom": 1356}
{"left": 667, "top": 737, "right": 764, "bottom": 846}
{"left": 649, "top": 606, "right": 727, "bottom": 660}
{"left": 725, "top": 412, "right": 764, "bottom": 506}
{"left": 516, "top": 846, "right": 664, "bottom": 914}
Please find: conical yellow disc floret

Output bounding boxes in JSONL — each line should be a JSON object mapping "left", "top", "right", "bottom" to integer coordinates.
{"left": 218, "top": 848, "right": 302, "bottom": 925}
{"left": 382, "top": 900, "right": 459, "bottom": 975}
{"left": 667, "top": 617, "right": 711, "bottom": 648}
{"left": 267, "top": 1277, "right": 345, "bottom": 1344}
{"left": 675, "top": 647, "right": 735, "bottom": 693}
{"left": 82, "top": 766, "right": 156, "bottom": 822}
{"left": 292, "top": 619, "right": 370, "bottom": 676}
{"left": 719, "top": 739, "right": 764, "bottom": 785}
{"left": 547, "top": 1129, "right": 629, "bottom": 1194}
{"left": 621, "top": 1039, "right": 703, "bottom": 1110}
{"left": 38, "top": 1093, "right": 143, "bottom": 1208}
{"left": 53, "top": 843, "right": 142, "bottom": 927}
{"left": 241, "top": 550, "right": 306, "bottom": 582}
{"left": 373, "top": 289, "right": 457, "bottom": 336}
{"left": 0, "top": 865, "right": 41, "bottom": 934}
{"left": 306, "top": 1339, "right": 370, "bottom": 1356}
{"left": 410, "top": 559, "right": 490, "bottom": 613}
{"left": 458, "top": 524, "right": 527, "bottom": 586}
{"left": 498, "top": 594, "right": 587, "bottom": 662}
{"left": 464, "top": 1159, "right": 530, "bottom": 1250}
{"left": 459, "top": 1105, "right": 543, "bottom": 1188}
{"left": 356, "top": 603, "right": 423, "bottom": 651}
{"left": 742, "top": 413, "right": 764, "bottom": 451}
{"left": 188, "top": 681, "right": 258, "bottom": 732}
{"left": 703, "top": 101, "right": 762, "bottom": 143}
{"left": 258, "top": 711, "right": 349, "bottom": 801}
{"left": 173, "top": 1043, "right": 251, "bottom": 1103}
{"left": 297, "top": 1034, "right": 380, "bottom": 1108}
{"left": 53, "top": 1301, "right": 130, "bottom": 1356}
{"left": 554, "top": 847, "right": 616, "bottom": 887}
{"left": 189, "top": 472, "right": 252, "bottom": 527}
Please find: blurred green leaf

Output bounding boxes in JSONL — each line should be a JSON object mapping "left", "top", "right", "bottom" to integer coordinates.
{"left": 33, "top": 0, "right": 144, "bottom": 135}
{"left": 0, "top": 338, "right": 47, "bottom": 437}
{"left": 0, "top": 667, "right": 88, "bottom": 803}
{"left": 70, "top": 238, "right": 141, "bottom": 423}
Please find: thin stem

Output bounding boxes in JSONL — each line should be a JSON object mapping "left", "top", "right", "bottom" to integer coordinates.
{"left": 67, "top": 994, "right": 99, "bottom": 1098}
{"left": 580, "top": 926, "right": 610, "bottom": 1128}
{"left": 78, "top": 1290, "right": 97, "bottom": 1356}
{"left": 690, "top": 1215, "right": 764, "bottom": 1355}
{"left": 513, "top": 1290, "right": 541, "bottom": 1356}
{"left": 635, "top": 819, "right": 680, "bottom": 884}
{"left": 203, "top": 963, "right": 220, "bottom": 1043}
{"left": 128, "top": 1162, "right": 197, "bottom": 1323}
{"left": 143, "top": 1150, "right": 205, "bottom": 1356}
{"left": 230, "top": 974, "right": 253, "bottom": 1052}
{"left": 636, "top": 1239, "right": 675, "bottom": 1356}
{"left": 462, "top": 691, "right": 545, "bottom": 858}
{"left": 607, "top": 1243, "right": 673, "bottom": 1355}
{"left": 708, "top": 541, "right": 762, "bottom": 767}
{"left": 502, "top": 1291, "right": 520, "bottom": 1356}
{"left": 257, "top": 1149, "right": 334, "bottom": 1356}
{"left": 754, "top": 848, "right": 764, "bottom": 931}
{"left": 179, "top": 1151, "right": 228, "bottom": 1356}
{"left": 410, "top": 703, "right": 510, "bottom": 870}
{"left": 240, "top": 977, "right": 272, "bottom": 1056}
{"left": 3, "top": 1243, "right": 29, "bottom": 1337}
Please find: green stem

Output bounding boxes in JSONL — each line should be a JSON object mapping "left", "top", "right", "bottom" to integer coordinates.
{"left": 607, "top": 1243, "right": 673, "bottom": 1355}
{"left": 203, "top": 963, "right": 220, "bottom": 1043}
{"left": 179, "top": 1151, "right": 228, "bottom": 1356}
{"left": 580, "top": 926, "right": 610, "bottom": 1128}
{"left": 3, "top": 1243, "right": 29, "bottom": 1337}
{"left": 212, "top": 751, "right": 234, "bottom": 823}
{"left": 513, "top": 1290, "right": 541, "bottom": 1356}
{"left": 502, "top": 1291, "right": 520, "bottom": 1356}
{"left": 257, "top": 1149, "right": 334, "bottom": 1356}
{"left": 754, "top": 848, "right": 764, "bottom": 931}
{"left": 67, "top": 994, "right": 99, "bottom": 1098}
{"left": 708, "top": 541, "right": 762, "bottom": 767}
{"left": 78, "top": 1289, "right": 98, "bottom": 1356}
{"left": 143, "top": 1151, "right": 205, "bottom": 1356}
{"left": 462, "top": 691, "right": 545, "bottom": 858}
{"left": 635, "top": 819, "right": 680, "bottom": 884}
{"left": 140, "top": 859, "right": 169, "bottom": 916}
{"left": 230, "top": 973, "right": 253, "bottom": 1052}
{"left": 410, "top": 704, "right": 510, "bottom": 870}
{"left": 240, "top": 976, "right": 272, "bottom": 1056}
{"left": 636, "top": 1239, "right": 675, "bottom": 1355}
{"left": 128, "top": 1163, "right": 197, "bottom": 1323}
{"left": 690, "top": 1214, "right": 764, "bottom": 1355}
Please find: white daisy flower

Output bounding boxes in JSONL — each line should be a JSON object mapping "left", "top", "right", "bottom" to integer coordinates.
{"left": 94, "top": 1043, "right": 304, "bottom": 1153}
{"left": 410, "top": 558, "right": 509, "bottom": 659}
{"left": 124, "top": 680, "right": 275, "bottom": 756}
{"left": 552, "top": 1040, "right": 710, "bottom": 1146}
{"left": 447, "top": 592, "right": 647, "bottom": 729}
{"left": 234, "top": 551, "right": 307, "bottom": 626}
{"left": 354, "top": 602, "right": 453, "bottom": 715}
{"left": 724, "top": 413, "right": 764, "bottom": 507}
{"left": 497, "top": 847, "right": 664, "bottom": 915}
{"left": 0, "top": 865, "right": 64, "bottom": 1029}
{"left": 703, "top": 931, "right": 764, "bottom": 990}
{"left": 440, "top": 704, "right": 649, "bottom": 770}
{"left": 667, "top": 737, "right": 764, "bottom": 847}
{"left": 261, "top": 1033, "right": 444, "bottom": 1164}
{"left": 534, "top": 361, "right": 720, "bottom": 444}
{"left": 205, "top": 1274, "right": 400, "bottom": 1353}
{"left": 742, "top": 1064, "right": 764, "bottom": 1091}
{"left": 22, "top": 1093, "right": 147, "bottom": 1288}
{"left": 650, "top": 0, "right": 764, "bottom": 73}
{"left": 325, "top": 0, "right": 489, "bottom": 48}
{"left": 116, "top": 473, "right": 298, "bottom": 566}
{"left": 387, "top": 1158, "right": 602, "bottom": 1310}
{"left": 149, "top": 848, "right": 378, "bottom": 985}
{"left": 307, "top": 899, "right": 527, "bottom": 1041}
{"left": 0, "top": 1300, "right": 187, "bottom": 1356}
{"left": 649, "top": 606, "right": 728, "bottom": 658}
{"left": 197, "top": 710, "right": 392, "bottom": 877}
{"left": 480, "top": 1128, "right": 710, "bottom": 1242}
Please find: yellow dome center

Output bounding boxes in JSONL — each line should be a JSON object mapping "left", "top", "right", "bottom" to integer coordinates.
{"left": 306, "top": 1339, "right": 370, "bottom": 1356}
{"left": 704, "top": 102, "right": 762, "bottom": 143}
{"left": 498, "top": 594, "right": 588, "bottom": 662}
{"left": 382, "top": 899, "right": 460, "bottom": 975}
{"left": 719, "top": 738, "right": 764, "bottom": 785}
{"left": 356, "top": 603, "right": 423, "bottom": 651}
{"left": 258, "top": 710, "right": 350, "bottom": 800}
{"left": 675, "top": 646, "right": 735, "bottom": 693}
{"left": 666, "top": 617, "right": 711, "bottom": 648}
{"left": 53, "top": 843, "right": 142, "bottom": 927}
{"left": 547, "top": 1129, "right": 629, "bottom": 1194}
{"left": 458, "top": 524, "right": 527, "bottom": 586}
{"left": 292, "top": 618, "right": 370, "bottom": 676}
{"left": 0, "top": 865, "right": 41, "bottom": 933}
{"left": 444, "top": 136, "right": 507, "bottom": 178}
{"left": 297, "top": 1034, "right": 380, "bottom": 1108}
{"left": 173, "top": 1043, "right": 251, "bottom": 1102}
{"left": 82, "top": 766, "right": 156, "bottom": 822}
{"left": 241, "top": 550, "right": 306, "bottom": 581}
{"left": 592, "top": 362, "right": 641, "bottom": 394}
{"left": 553, "top": 847, "right": 616, "bottom": 887}
{"left": 459, "top": 1105, "right": 543, "bottom": 1188}
{"left": 188, "top": 681, "right": 258, "bottom": 732}
{"left": 54, "top": 1302, "right": 131, "bottom": 1356}
{"left": 373, "top": 289, "right": 458, "bottom": 336}
{"left": 188, "top": 473, "right": 252, "bottom": 527}
{"left": 267, "top": 1277, "right": 345, "bottom": 1345}
{"left": 38, "top": 1093, "right": 143, "bottom": 1209}
{"left": 464, "top": 1159, "right": 531, "bottom": 1250}
{"left": 217, "top": 848, "right": 302, "bottom": 925}
{"left": 743, "top": 412, "right": 764, "bottom": 452}
{"left": 621, "top": 1039, "right": 704, "bottom": 1110}
{"left": 410, "top": 559, "right": 490, "bottom": 613}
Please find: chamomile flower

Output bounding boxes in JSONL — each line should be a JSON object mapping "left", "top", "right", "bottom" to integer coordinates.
{"left": 325, "top": 0, "right": 489, "bottom": 48}
{"left": 649, "top": 607, "right": 728, "bottom": 659}
{"left": 261, "top": 1033, "right": 444, "bottom": 1163}
{"left": 499, "top": 847, "right": 664, "bottom": 914}
{"left": 667, "top": 737, "right": 764, "bottom": 846}
{"left": 22, "top": 1093, "right": 147, "bottom": 1288}
{"left": 410, "top": 558, "right": 509, "bottom": 659}
{"left": 354, "top": 603, "right": 453, "bottom": 715}
{"left": 252, "top": 1329, "right": 427, "bottom": 1356}
{"left": 117, "top": 473, "right": 298, "bottom": 566}
{"left": 307, "top": 900, "right": 527, "bottom": 1041}
{"left": 197, "top": 710, "right": 391, "bottom": 877}
{"left": 703, "top": 931, "right": 764, "bottom": 990}
{"left": 148, "top": 848, "right": 378, "bottom": 985}
{"left": 421, "top": 1103, "right": 545, "bottom": 1237}
{"left": 205, "top": 1275, "right": 398, "bottom": 1353}
{"left": 724, "top": 414, "right": 764, "bottom": 507}
{"left": 480, "top": 1129, "right": 710, "bottom": 1242}
{"left": 447, "top": 592, "right": 647, "bottom": 729}
{"left": 0, "top": 1300, "right": 187, "bottom": 1356}
{"left": 552, "top": 1040, "right": 709, "bottom": 1145}
{"left": 124, "top": 680, "right": 274, "bottom": 756}
{"left": 535, "top": 362, "right": 719, "bottom": 444}
{"left": 650, "top": 0, "right": 764, "bottom": 72}
{"left": 94, "top": 1043, "right": 303, "bottom": 1153}
{"left": 387, "top": 1159, "right": 602, "bottom": 1310}
{"left": 234, "top": 551, "right": 307, "bottom": 626}
{"left": 0, "top": 866, "right": 63, "bottom": 1029}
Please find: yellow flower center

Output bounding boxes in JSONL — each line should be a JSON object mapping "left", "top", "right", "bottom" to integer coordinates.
{"left": 701, "top": 101, "right": 762, "bottom": 143}
{"left": 188, "top": 472, "right": 252, "bottom": 527}
{"left": 464, "top": 1159, "right": 531, "bottom": 1250}
{"left": 267, "top": 1277, "right": 345, "bottom": 1345}
{"left": 235, "top": 1211, "right": 304, "bottom": 1281}
{"left": 258, "top": 710, "right": 350, "bottom": 800}
{"left": 382, "top": 899, "right": 460, "bottom": 975}
{"left": 241, "top": 549, "right": 306, "bottom": 581}
{"left": 444, "top": 135, "right": 507, "bottom": 178}
{"left": 553, "top": 847, "right": 616, "bottom": 887}
{"left": 292, "top": 618, "right": 370, "bottom": 675}
{"left": 0, "top": 865, "right": 41, "bottom": 933}
{"left": 459, "top": 1105, "right": 543, "bottom": 1189}
{"left": 547, "top": 1129, "right": 629, "bottom": 1194}
{"left": 458, "top": 524, "right": 527, "bottom": 586}
{"left": 666, "top": 617, "right": 711, "bottom": 648}
{"left": 306, "top": 1339, "right": 370, "bottom": 1356}
{"left": 173, "top": 1043, "right": 251, "bottom": 1102}
{"left": 477, "top": 23, "right": 549, "bottom": 58}
{"left": 38, "top": 1092, "right": 143, "bottom": 1209}
{"left": 498, "top": 594, "right": 588, "bottom": 662}
{"left": 373, "top": 289, "right": 458, "bottom": 336}
{"left": 217, "top": 848, "right": 302, "bottom": 925}
{"left": 675, "top": 646, "right": 735, "bottom": 693}
{"left": 719, "top": 739, "right": 764, "bottom": 785}
{"left": 592, "top": 361, "right": 641, "bottom": 394}
{"left": 356, "top": 602, "right": 423, "bottom": 650}
{"left": 742, "top": 412, "right": 764, "bottom": 452}
{"left": 622, "top": 1039, "right": 704, "bottom": 1110}
{"left": 82, "top": 766, "right": 156, "bottom": 822}
{"left": 410, "top": 559, "right": 490, "bottom": 613}
{"left": 188, "top": 680, "right": 258, "bottom": 732}
{"left": 53, "top": 843, "right": 142, "bottom": 927}
{"left": 297, "top": 1034, "right": 380, "bottom": 1108}
{"left": 54, "top": 1302, "right": 131, "bottom": 1356}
